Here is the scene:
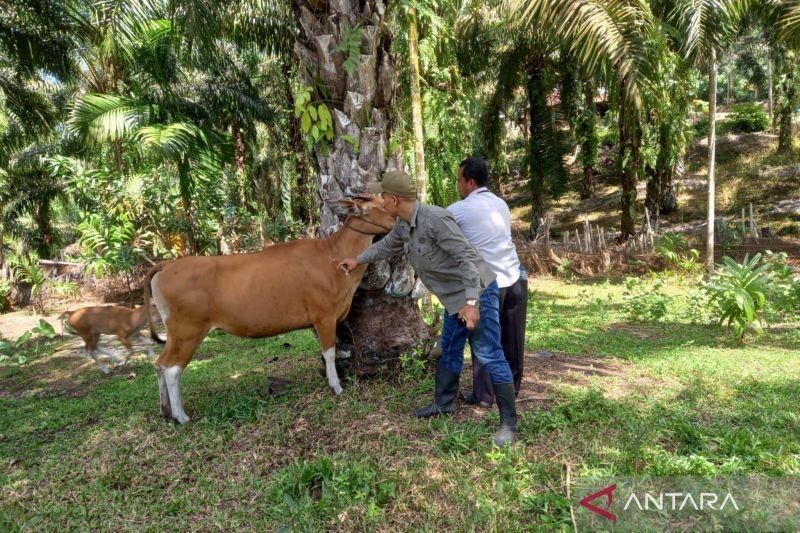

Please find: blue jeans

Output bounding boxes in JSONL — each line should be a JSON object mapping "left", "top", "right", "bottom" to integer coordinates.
{"left": 438, "top": 281, "right": 514, "bottom": 384}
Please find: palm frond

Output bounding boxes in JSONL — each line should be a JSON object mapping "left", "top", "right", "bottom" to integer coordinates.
{"left": 67, "top": 93, "right": 158, "bottom": 144}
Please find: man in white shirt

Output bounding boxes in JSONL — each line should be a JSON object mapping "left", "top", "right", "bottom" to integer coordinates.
{"left": 448, "top": 157, "right": 528, "bottom": 407}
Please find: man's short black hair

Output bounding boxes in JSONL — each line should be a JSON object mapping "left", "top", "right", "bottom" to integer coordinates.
{"left": 459, "top": 157, "right": 489, "bottom": 187}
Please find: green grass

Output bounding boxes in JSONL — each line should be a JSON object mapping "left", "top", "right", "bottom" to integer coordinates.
{"left": 2, "top": 277, "right": 799, "bottom": 530}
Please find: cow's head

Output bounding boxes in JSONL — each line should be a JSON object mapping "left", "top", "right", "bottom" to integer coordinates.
{"left": 326, "top": 194, "right": 395, "bottom": 234}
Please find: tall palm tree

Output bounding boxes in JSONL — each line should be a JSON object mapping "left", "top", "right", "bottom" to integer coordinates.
{"left": 508, "top": 0, "right": 655, "bottom": 239}
{"left": 292, "top": 0, "right": 433, "bottom": 373}
{"left": 671, "top": 0, "right": 751, "bottom": 269}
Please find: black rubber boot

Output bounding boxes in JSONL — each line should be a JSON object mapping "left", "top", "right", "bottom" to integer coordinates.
{"left": 413, "top": 364, "right": 460, "bottom": 418}
{"left": 493, "top": 382, "right": 518, "bottom": 446}
{"left": 459, "top": 391, "right": 493, "bottom": 409}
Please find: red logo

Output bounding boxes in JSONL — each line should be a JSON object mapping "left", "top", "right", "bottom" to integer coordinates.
{"left": 579, "top": 483, "right": 617, "bottom": 522}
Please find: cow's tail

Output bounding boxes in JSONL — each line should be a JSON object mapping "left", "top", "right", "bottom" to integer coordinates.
{"left": 59, "top": 311, "right": 76, "bottom": 337}
{"left": 144, "top": 263, "right": 166, "bottom": 344}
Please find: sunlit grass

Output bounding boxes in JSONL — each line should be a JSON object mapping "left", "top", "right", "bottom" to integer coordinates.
{"left": 1, "top": 277, "right": 798, "bottom": 529}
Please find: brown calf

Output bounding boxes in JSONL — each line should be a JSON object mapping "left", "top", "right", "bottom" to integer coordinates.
{"left": 144, "top": 196, "right": 395, "bottom": 423}
{"left": 62, "top": 305, "right": 163, "bottom": 373}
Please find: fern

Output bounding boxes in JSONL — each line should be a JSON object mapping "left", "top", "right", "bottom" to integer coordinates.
{"left": 337, "top": 26, "right": 363, "bottom": 76}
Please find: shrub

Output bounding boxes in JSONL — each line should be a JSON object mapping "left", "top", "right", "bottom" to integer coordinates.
{"left": 8, "top": 251, "right": 48, "bottom": 313}
{"left": 657, "top": 233, "right": 702, "bottom": 275}
{"left": 704, "top": 254, "right": 774, "bottom": 339}
{"left": 0, "top": 278, "right": 12, "bottom": 312}
{"left": 623, "top": 277, "right": 671, "bottom": 322}
{"left": 729, "top": 103, "right": 770, "bottom": 133}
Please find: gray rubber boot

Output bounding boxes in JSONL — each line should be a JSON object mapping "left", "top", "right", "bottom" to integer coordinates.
{"left": 493, "top": 382, "right": 518, "bottom": 446}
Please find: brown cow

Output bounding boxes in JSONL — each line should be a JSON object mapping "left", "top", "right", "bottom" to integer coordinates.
{"left": 144, "top": 196, "right": 395, "bottom": 423}
{"left": 61, "top": 305, "right": 162, "bottom": 373}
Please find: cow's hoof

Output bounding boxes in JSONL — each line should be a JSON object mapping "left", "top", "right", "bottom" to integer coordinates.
{"left": 173, "top": 413, "right": 191, "bottom": 424}
{"left": 100, "top": 366, "right": 110, "bottom": 374}
{"left": 332, "top": 385, "right": 344, "bottom": 396}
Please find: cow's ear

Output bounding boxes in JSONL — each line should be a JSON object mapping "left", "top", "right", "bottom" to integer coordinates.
{"left": 325, "top": 198, "right": 359, "bottom": 216}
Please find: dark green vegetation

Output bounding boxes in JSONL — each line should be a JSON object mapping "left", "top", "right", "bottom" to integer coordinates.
{"left": 2, "top": 278, "right": 798, "bottom": 529}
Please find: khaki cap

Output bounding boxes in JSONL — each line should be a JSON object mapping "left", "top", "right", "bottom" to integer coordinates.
{"left": 367, "top": 170, "right": 417, "bottom": 198}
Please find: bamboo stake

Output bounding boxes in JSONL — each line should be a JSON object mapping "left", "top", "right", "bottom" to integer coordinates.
{"left": 741, "top": 207, "right": 746, "bottom": 234}
{"left": 749, "top": 203, "right": 757, "bottom": 238}
{"left": 575, "top": 229, "right": 582, "bottom": 251}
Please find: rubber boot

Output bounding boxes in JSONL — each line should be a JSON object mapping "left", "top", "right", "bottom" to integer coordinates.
{"left": 493, "top": 382, "right": 517, "bottom": 446}
{"left": 413, "top": 364, "right": 460, "bottom": 418}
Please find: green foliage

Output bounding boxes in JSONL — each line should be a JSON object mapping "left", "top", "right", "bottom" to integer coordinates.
{"left": 336, "top": 26, "right": 363, "bottom": 76}
{"left": 729, "top": 103, "right": 770, "bottom": 133}
{"left": 575, "top": 102, "right": 599, "bottom": 170}
{"left": 0, "top": 318, "right": 56, "bottom": 365}
{"left": 763, "top": 251, "right": 800, "bottom": 316}
{"left": 704, "top": 254, "right": 774, "bottom": 340}
{"left": 293, "top": 86, "right": 334, "bottom": 150}
{"left": 49, "top": 279, "right": 79, "bottom": 300}
{"left": 714, "top": 218, "right": 743, "bottom": 254}
{"left": 623, "top": 277, "right": 671, "bottom": 322}
{"left": 7, "top": 251, "right": 47, "bottom": 313}
{"left": 657, "top": 233, "right": 702, "bottom": 274}
{"left": 0, "top": 278, "right": 12, "bottom": 312}
{"left": 78, "top": 214, "right": 145, "bottom": 279}
{"left": 270, "top": 456, "right": 396, "bottom": 527}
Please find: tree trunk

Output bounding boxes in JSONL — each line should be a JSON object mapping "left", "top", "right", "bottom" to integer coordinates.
{"left": 527, "top": 60, "right": 548, "bottom": 239}
{"left": 727, "top": 69, "right": 734, "bottom": 104}
{"left": 579, "top": 80, "right": 597, "bottom": 200}
{"left": 768, "top": 54, "right": 774, "bottom": 121}
{"left": 618, "top": 83, "right": 639, "bottom": 241}
{"left": 776, "top": 54, "right": 798, "bottom": 154}
{"left": 659, "top": 157, "right": 680, "bottom": 214}
{"left": 293, "top": 0, "right": 432, "bottom": 374}
{"left": 408, "top": 7, "right": 427, "bottom": 201}
{"left": 706, "top": 48, "right": 718, "bottom": 271}
{"left": 232, "top": 119, "right": 248, "bottom": 209}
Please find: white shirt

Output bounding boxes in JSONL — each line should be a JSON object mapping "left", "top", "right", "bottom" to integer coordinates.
{"left": 448, "top": 187, "right": 521, "bottom": 288}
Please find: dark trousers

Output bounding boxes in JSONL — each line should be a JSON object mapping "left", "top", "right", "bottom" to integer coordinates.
{"left": 471, "top": 272, "right": 528, "bottom": 403}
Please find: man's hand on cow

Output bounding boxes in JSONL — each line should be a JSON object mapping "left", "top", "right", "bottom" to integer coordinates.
{"left": 337, "top": 257, "right": 359, "bottom": 275}
{"left": 457, "top": 304, "right": 480, "bottom": 330}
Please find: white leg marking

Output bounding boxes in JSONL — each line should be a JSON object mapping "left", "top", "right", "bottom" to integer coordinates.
{"left": 150, "top": 273, "right": 170, "bottom": 322}
{"left": 156, "top": 366, "right": 171, "bottom": 418}
{"left": 97, "top": 343, "right": 122, "bottom": 364}
{"left": 336, "top": 349, "right": 352, "bottom": 360}
{"left": 88, "top": 349, "right": 109, "bottom": 374}
{"left": 322, "top": 347, "right": 343, "bottom": 396}
{"left": 163, "top": 365, "right": 190, "bottom": 424}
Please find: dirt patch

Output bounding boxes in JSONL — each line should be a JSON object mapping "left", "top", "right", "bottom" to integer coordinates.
{"left": 454, "top": 350, "right": 665, "bottom": 422}
{"left": 0, "top": 335, "right": 152, "bottom": 400}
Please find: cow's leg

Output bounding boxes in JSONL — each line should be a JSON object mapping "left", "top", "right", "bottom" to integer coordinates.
{"left": 88, "top": 349, "right": 110, "bottom": 374}
{"left": 314, "top": 319, "right": 343, "bottom": 396}
{"left": 162, "top": 365, "right": 189, "bottom": 424}
{"left": 85, "top": 335, "right": 110, "bottom": 374}
{"left": 156, "top": 328, "right": 205, "bottom": 424}
{"left": 96, "top": 342, "right": 124, "bottom": 366}
{"left": 156, "top": 365, "right": 172, "bottom": 418}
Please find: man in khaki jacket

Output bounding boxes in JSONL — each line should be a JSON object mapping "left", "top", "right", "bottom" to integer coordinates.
{"left": 338, "top": 170, "right": 518, "bottom": 446}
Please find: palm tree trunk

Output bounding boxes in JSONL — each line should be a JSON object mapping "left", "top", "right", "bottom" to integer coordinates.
{"left": 580, "top": 80, "right": 597, "bottom": 200}
{"left": 527, "top": 60, "right": 548, "bottom": 239}
{"left": 232, "top": 120, "right": 248, "bottom": 209}
{"left": 293, "top": 0, "right": 432, "bottom": 374}
{"left": 408, "top": 7, "right": 427, "bottom": 201}
{"left": 768, "top": 54, "right": 774, "bottom": 122}
{"left": 707, "top": 48, "right": 718, "bottom": 271}
{"left": 727, "top": 69, "right": 734, "bottom": 104}
{"left": 618, "top": 84, "right": 638, "bottom": 241}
